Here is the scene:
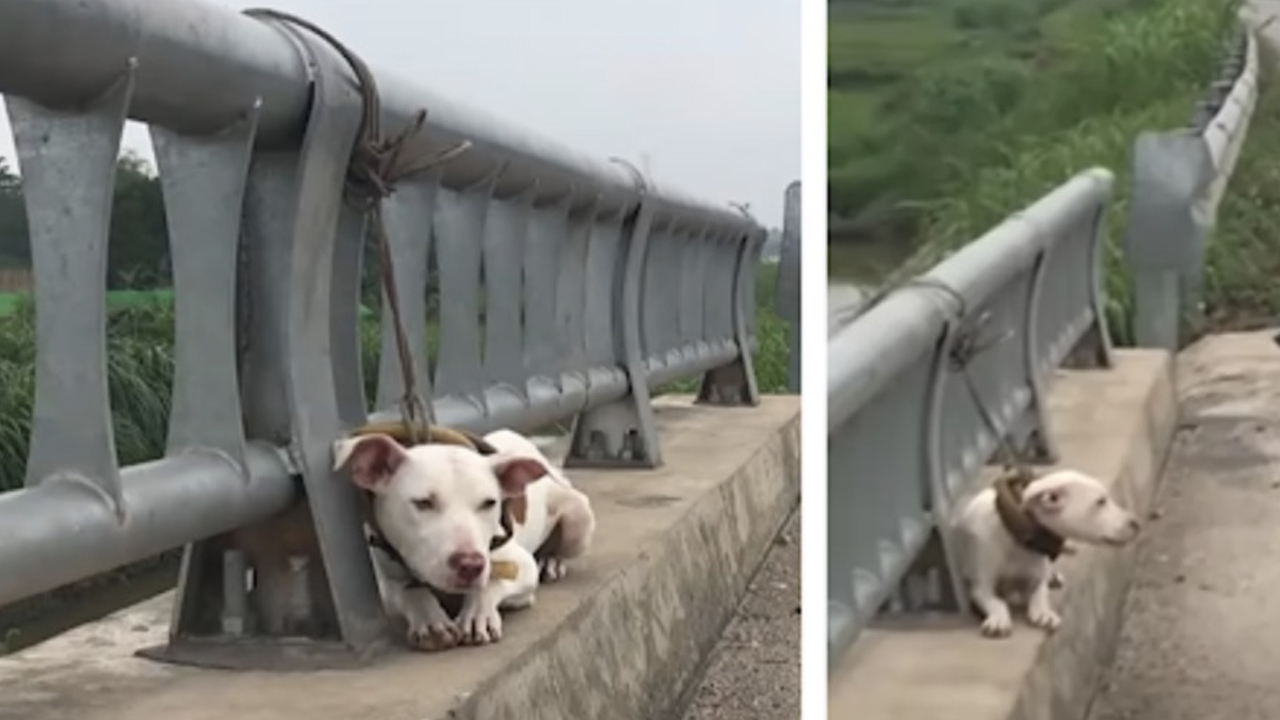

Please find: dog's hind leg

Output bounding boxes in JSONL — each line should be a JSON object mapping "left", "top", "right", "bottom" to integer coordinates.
{"left": 538, "top": 487, "right": 596, "bottom": 583}
{"left": 495, "top": 543, "right": 541, "bottom": 611}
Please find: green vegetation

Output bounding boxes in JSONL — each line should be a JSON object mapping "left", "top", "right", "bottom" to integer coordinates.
{"left": 0, "top": 270, "right": 790, "bottom": 492}
{"left": 829, "top": 0, "right": 1238, "bottom": 342}
{"left": 0, "top": 154, "right": 171, "bottom": 287}
{"left": 1204, "top": 43, "right": 1280, "bottom": 330}
{"left": 830, "top": 0, "right": 1230, "bottom": 222}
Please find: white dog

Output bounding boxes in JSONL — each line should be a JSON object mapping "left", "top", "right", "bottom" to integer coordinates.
{"left": 954, "top": 469, "right": 1140, "bottom": 638}
{"left": 332, "top": 428, "right": 595, "bottom": 651}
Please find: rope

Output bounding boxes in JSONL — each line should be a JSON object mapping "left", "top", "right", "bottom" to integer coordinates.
{"left": 874, "top": 275, "right": 1035, "bottom": 477}
{"left": 243, "top": 8, "right": 473, "bottom": 445}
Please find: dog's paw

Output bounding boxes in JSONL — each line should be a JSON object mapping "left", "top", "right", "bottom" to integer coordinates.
{"left": 1028, "top": 606, "right": 1061, "bottom": 632}
{"left": 980, "top": 610, "right": 1013, "bottom": 639}
{"left": 540, "top": 557, "right": 568, "bottom": 583}
{"left": 457, "top": 602, "right": 503, "bottom": 646}
{"left": 407, "top": 620, "right": 462, "bottom": 652}
{"left": 1048, "top": 570, "right": 1066, "bottom": 590}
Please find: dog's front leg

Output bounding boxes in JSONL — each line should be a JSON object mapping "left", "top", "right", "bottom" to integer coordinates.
{"left": 1025, "top": 559, "right": 1061, "bottom": 632}
{"left": 971, "top": 558, "right": 1013, "bottom": 638}
{"left": 458, "top": 544, "right": 540, "bottom": 646}
{"left": 398, "top": 586, "right": 462, "bottom": 652}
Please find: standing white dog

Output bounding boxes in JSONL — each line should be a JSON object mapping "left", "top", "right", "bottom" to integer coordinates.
{"left": 332, "top": 427, "right": 595, "bottom": 651}
{"left": 954, "top": 468, "right": 1140, "bottom": 638}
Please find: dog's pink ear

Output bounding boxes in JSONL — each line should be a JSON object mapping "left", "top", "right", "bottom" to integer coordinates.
{"left": 1025, "top": 485, "right": 1067, "bottom": 515}
{"left": 332, "top": 434, "right": 407, "bottom": 491}
{"left": 489, "top": 454, "right": 549, "bottom": 497}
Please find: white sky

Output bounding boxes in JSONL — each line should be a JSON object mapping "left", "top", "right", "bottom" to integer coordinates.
{"left": 0, "top": 0, "right": 799, "bottom": 226}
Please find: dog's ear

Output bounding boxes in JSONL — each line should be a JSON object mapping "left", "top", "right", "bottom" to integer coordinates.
{"left": 1025, "top": 485, "right": 1067, "bottom": 516}
{"left": 332, "top": 433, "right": 407, "bottom": 491}
{"left": 489, "top": 453, "right": 549, "bottom": 497}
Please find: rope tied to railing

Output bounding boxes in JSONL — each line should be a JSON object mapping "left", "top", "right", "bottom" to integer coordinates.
{"left": 890, "top": 276, "right": 1036, "bottom": 479}
{"left": 243, "top": 8, "right": 473, "bottom": 445}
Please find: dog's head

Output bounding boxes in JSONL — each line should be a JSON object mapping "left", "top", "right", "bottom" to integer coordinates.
{"left": 1022, "top": 470, "right": 1140, "bottom": 546}
{"left": 333, "top": 433, "right": 549, "bottom": 593}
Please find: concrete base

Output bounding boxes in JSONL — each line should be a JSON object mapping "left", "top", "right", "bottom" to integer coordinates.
{"left": 0, "top": 395, "right": 800, "bottom": 720}
{"left": 829, "top": 350, "right": 1178, "bottom": 720}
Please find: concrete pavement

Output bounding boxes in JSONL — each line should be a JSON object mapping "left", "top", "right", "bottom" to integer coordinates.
{"left": 1089, "top": 331, "right": 1280, "bottom": 720}
{"left": 677, "top": 509, "right": 800, "bottom": 720}
{"left": 0, "top": 395, "right": 800, "bottom": 720}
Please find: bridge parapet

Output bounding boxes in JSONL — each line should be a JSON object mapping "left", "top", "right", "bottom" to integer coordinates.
{"left": 0, "top": 0, "right": 770, "bottom": 668}
{"left": 828, "top": 168, "right": 1116, "bottom": 662}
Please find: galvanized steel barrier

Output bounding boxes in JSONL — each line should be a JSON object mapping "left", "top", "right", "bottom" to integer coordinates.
{"left": 828, "top": 168, "right": 1115, "bottom": 664}
{"left": 778, "top": 180, "right": 802, "bottom": 393}
{"left": 0, "top": 0, "right": 766, "bottom": 667}
{"left": 1125, "top": 23, "right": 1259, "bottom": 349}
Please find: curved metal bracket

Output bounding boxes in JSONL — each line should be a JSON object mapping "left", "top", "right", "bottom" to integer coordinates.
{"left": 566, "top": 158, "right": 663, "bottom": 468}
{"left": 8, "top": 57, "right": 138, "bottom": 520}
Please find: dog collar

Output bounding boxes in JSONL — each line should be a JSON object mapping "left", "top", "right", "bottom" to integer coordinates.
{"left": 993, "top": 472, "right": 1065, "bottom": 560}
{"left": 365, "top": 529, "right": 519, "bottom": 594}
{"left": 366, "top": 530, "right": 435, "bottom": 590}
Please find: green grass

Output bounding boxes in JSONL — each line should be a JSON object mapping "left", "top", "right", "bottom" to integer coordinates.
{"left": 0, "top": 265, "right": 793, "bottom": 491}
{"left": 0, "top": 290, "right": 378, "bottom": 319}
{"left": 829, "top": 0, "right": 1237, "bottom": 344}
{"left": 915, "top": 0, "right": 1233, "bottom": 343}
{"left": 827, "top": 0, "right": 1233, "bottom": 261}
{"left": 0, "top": 290, "right": 174, "bottom": 317}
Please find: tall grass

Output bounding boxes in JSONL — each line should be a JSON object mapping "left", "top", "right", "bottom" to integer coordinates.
{"left": 0, "top": 300, "right": 176, "bottom": 485}
{"left": 0, "top": 266, "right": 793, "bottom": 491}
{"left": 914, "top": 0, "right": 1236, "bottom": 343}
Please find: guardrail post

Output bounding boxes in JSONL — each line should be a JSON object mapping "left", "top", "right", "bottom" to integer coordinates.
{"left": 565, "top": 169, "right": 663, "bottom": 468}
{"left": 1123, "top": 131, "right": 1214, "bottom": 351}
{"left": 778, "top": 180, "right": 801, "bottom": 393}
{"left": 697, "top": 228, "right": 763, "bottom": 405}
{"left": 1124, "top": 27, "right": 1256, "bottom": 351}
{"left": 148, "top": 101, "right": 261, "bottom": 649}
{"left": 139, "top": 18, "right": 391, "bottom": 669}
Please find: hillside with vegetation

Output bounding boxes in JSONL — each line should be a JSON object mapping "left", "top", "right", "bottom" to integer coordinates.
{"left": 828, "top": 0, "right": 1236, "bottom": 290}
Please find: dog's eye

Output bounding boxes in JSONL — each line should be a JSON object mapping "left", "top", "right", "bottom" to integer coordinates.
{"left": 411, "top": 497, "right": 436, "bottom": 511}
{"left": 479, "top": 498, "right": 498, "bottom": 511}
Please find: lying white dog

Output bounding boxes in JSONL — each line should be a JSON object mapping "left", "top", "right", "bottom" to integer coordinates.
{"left": 332, "top": 427, "right": 595, "bottom": 651}
{"left": 954, "top": 468, "right": 1140, "bottom": 638}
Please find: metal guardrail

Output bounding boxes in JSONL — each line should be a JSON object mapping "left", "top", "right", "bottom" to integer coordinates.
{"left": 828, "top": 168, "right": 1115, "bottom": 663}
{"left": 1125, "top": 23, "right": 1260, "bottom": 349}
{"left": 779, "top": 180, "right": 801, "bottom": 392}
{"left": 0, "top": 0, "right": 766, "bottom": 666}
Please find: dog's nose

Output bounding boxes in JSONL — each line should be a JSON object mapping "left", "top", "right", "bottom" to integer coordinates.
{"left": 449, "top": 551, "right": 487, "bottom": 582}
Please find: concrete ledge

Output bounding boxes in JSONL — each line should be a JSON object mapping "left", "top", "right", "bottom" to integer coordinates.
{"left": 0, "top": 395, "right": 800, "bottom": 720}
{"left": 829, "top": 349, "right": 1178, "bottom": 720}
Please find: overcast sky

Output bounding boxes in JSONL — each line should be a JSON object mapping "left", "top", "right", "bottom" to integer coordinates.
{"left": 0, "top": 0, "right": 798, "bottom": 226}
